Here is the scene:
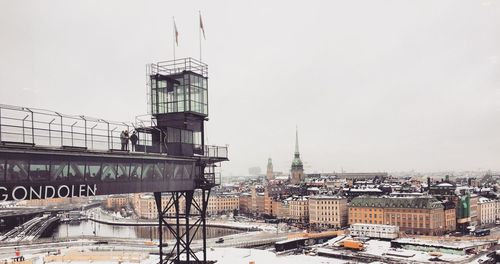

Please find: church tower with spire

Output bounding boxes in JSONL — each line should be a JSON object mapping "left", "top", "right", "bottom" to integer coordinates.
{"left": 266, "top": 158, "right": 274, "bottom": 181}
{"left": 290, "top": 127, "right": 305, "bottom": 184}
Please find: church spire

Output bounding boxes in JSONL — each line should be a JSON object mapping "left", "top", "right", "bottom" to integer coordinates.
{"left": 294, "top": 126, "right": 300, "bottom": 157}
{"left": 290, "top": 126, "right": 304, "bottom": 184}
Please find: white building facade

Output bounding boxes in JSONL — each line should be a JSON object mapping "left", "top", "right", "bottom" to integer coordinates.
{"left": 478, "top": 197, "right": 499, "bottom": 225}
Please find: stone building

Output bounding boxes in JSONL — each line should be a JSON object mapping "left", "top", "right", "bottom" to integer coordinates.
{"left": 349, "top": 196, "right": 446, "bottom": 235}
{"left": 288, "top": 196, "right": 309, "bottom": 223}
{"left": 132, "top": 193, "right": 178, "bottom": 219}
{"left": 263, "top": 190, "right": 273, "bottom": 216}
{"left": 309, "top": 195, "right": 348, "bottom": 228}
{"left": 132, "top": 193, "right": 240, "bottom": 219}
{"left": 105, "top": 195, "right": 129, "bottom": 210}
{"left": 239, "top": 193, "right": 251, "bottom": 214}
{"left": 478, "top": 197, "right": 499, "bottom": 226}
{"left": 22, "top": 197, "right": 89, "bottom": 207}
{"left": 275, "top": 200, "right": 290, "bottom": 219}
{"left": 203, "top": 194, "right": 239, "bottom": 215}
{"left": 442, "top": 201, "right": 456, "bottom": 232}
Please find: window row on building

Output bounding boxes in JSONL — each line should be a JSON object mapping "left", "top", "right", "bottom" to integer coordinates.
{"left": 0, "top": 159, "right": 194, "bottom": 183}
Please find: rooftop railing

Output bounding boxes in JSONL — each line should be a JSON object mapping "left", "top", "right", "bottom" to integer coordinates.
{"left": 0, "top": 104, "right": 131, "bottom": 151}
{"left": 148, "top": 57, "right": 208, "bottom": 77}
{"left": 0, "top": 104, "right": 227, "bottom": 160}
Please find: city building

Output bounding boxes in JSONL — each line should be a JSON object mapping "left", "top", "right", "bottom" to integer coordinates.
{"left": 443, "top": 201, "right": 456, "bottom": 232}
{"left": 290, "top": 128, "right": 305, "bottom": 185}
{"left": 287, "top": 196, "right": 308, "bottom": 223}
{"left": 22, "top": 197, "right": 89, "bottom": 207}
{"left": 199, "top": 194, "right": 239, "bottom": 215}
{"left": 105, "top": 195, "right": 130, "bottom": 210}
{"left": 132, "top": 192, "right": 240, "bottom": 219}
{"left": 429, "top": 176, "right": 457, "bottom": 198}
{"left": 132, "top": 193, "right": 178, "bottom": 219}
{"left": 337, "top": 172, "right": 388, "bottom": 181}
{"left": 478, "top": 197, "right": 499, "bottom": 226}
{"left": 239, "top": 193, "right": 251, "bottom": 214}
{"left": 308, "top": 195, "right": 348, "bottom": 228}
{"left": 349, "top": 196, "right": 446, "bottom": 235}
{"left": 266, "top": 158, "right": 274, "bottom": 181}
{"left": 263, "top": 190, "right": 273, "bottom": 216}
{"left": 470, "top": 194, "right": 479, "bottom": 226}
{"left": 275, "top": 200, "right": 290, "bottom": 219}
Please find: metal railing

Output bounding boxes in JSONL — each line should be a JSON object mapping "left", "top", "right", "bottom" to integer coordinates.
{"left": 149, "top": 57, "right": 208, "bottom": 77}
{"left": 0, "top": 104, "right": 228, "bottom": 159}
{"left": 200, "top": 172, "right": 221, "bottom": 187}
{"left": 0, "top": 104, "right": 131, "bottom": 150}
{"left": 204, "top": 145, "right": 228, "bottom": 159}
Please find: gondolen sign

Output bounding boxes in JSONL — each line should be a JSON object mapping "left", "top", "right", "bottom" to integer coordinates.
{"left": 0, "top": 184, "right": 97, "bottom": 201}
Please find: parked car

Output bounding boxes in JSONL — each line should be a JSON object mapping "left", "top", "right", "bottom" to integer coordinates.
{"left": 215, "top": 238, "right": 224, "bottom": 244}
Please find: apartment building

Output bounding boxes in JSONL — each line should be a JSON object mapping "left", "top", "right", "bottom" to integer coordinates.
{"left": 105, "top": 195, "right": 129, "bottom": 210}
{"left": 288, "top": 196, "right": 308, "bottom": 222}
{"left": 308, "top": 195, "right": 348, "bottom": 228}
{"left": 478, "top": 197, "right": 499, "bottom": 225}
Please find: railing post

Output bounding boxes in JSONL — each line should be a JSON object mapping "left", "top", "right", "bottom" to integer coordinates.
{"left": 56, "top": 112, "right": 63, "bottom": 146}
{"left": 22, "top": 114, "right": 29, "bottom": 143}
{"left": 90, "top": 124, "right": 97, "bottom": 149}
{"left": 99, "top": 120, "right": 110, "bottom": 150}
{"left": 81, "top": 116, "right": 87, "bottom": 149}
{"left": 107, "top": 123, "right": 110, "bottom": 149}
{"left": 49, "top": 118, "right": 55, "bottom": 146}
{"left": 30, "top": 110, "right": 34, "bottom": 145}
{"left": 70, "top": 121, "right": 77, "bottom": 147}
{"left": 111, "top": 127, "right": 117, "bottom": 150}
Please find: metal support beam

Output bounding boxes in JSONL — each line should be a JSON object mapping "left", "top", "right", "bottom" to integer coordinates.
{"left": 153, "top": 188, "right": 211, "bottom": 264}
{"left": 154, "top": 192, "right": 163, "bottom": 264}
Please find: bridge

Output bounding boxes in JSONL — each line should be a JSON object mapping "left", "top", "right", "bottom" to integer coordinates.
{"left": 0, "top": 214, "right": 60, "bottom": 242}
{"left": 0, "top": 57, "right": 228, "bottom": 264}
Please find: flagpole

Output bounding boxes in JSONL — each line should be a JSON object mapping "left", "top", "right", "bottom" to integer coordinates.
{"left": 173, "top": 16, "right": 176, "bottom": 67}
{"left": 199, "top": 11, "right": 202, "bottom": 62}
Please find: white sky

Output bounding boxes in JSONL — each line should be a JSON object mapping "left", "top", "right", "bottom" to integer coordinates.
{"left": 0, "top": 0, "right": 499, "bottom": 176}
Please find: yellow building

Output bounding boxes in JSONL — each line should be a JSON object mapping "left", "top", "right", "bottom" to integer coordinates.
{"left": 349, "top": 196, "right": 446, "bottom": 236}
{"left": 132, "top": 194, "right": 181, "bottom": 219}
{"left": 288, "top": 196, "right": 308, "bottom": 222}
{"left": 23, "top": 197, "right": 89, "bottom": 207}
{"left": 309, "top": 196, "right": 348, "bottom": 228}
{"left": 105, "top": 195, "right": 129, "bottom": 210}
{"left": 275, "top": 200, "right": 290, "bottom": 219}
{"left": 132, "top": 193, "right": 240, "bottom": 219}
{"left": 202, "top": 194, "right": 239, "bottom": 215}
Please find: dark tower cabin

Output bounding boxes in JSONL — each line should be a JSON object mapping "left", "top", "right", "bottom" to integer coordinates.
{"left": 142, "top": 58, "right": 208, "bottom": 157}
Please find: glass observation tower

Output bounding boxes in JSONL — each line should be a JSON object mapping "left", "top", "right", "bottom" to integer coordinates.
{"left": 144, "top": 58, "right": 209, "bottom": 157}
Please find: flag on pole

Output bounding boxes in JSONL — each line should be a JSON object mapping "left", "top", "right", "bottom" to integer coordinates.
{"left": 174, "top": 20, "right": 179, "bottom": 46}
{"left": 199, "top": 12, "right": 206, "bottom": 40}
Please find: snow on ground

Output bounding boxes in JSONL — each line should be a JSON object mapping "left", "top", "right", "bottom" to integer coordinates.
{"left": 194, "top": 247, "right": 346, "bottom": 264}
{"left": 470, "top": 255, "right": 493, "bottom": 264}
{"left": 363, "top": 239, "right": 468, "bottom": 263}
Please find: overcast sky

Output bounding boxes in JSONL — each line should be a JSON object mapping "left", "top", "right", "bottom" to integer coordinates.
{"left": 1, "top": 0, "right": 499, "bottom": 175}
